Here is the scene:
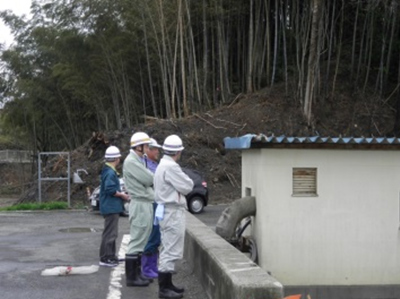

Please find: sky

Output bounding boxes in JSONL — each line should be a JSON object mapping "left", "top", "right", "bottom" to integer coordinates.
{"left": 0, "top": 0, "right": 32, "bottom": 47}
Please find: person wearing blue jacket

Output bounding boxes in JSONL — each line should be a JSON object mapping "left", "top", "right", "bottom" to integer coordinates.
{"left": 99, "top": 146, "right": 129, "bottom": 267}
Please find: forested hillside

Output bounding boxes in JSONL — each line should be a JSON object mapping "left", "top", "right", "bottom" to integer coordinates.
{"left": 1, "top": 0, "right": 400, "bottom": 155}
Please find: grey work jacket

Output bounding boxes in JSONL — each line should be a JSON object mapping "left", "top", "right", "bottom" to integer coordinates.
{"left": 154, "top": 155, "right": 194, "bottom": 207}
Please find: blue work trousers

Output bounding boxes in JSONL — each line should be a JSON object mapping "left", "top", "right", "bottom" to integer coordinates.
{"left": 144, "top": 202, "right": 161, "bottom": 254}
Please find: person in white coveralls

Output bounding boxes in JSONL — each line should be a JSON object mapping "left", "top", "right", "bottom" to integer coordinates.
{"left": 154, "top": 134, "right": 194, "bottom": 299}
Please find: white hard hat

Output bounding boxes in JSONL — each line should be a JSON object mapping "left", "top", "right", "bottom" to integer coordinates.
{"left": 130, "top": 132, "right": 151, "bottom": 147}
{"left": 162, "top": 135, "right": 184, "bottom": 152}
{"left": 105, "top": 146, "right": 121, "bottom": 159}
{"left": 149, "top": 138, "right": 162, "bottom": 148}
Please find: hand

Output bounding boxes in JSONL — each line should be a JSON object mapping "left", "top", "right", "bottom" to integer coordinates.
{"left": 121, "top": 193, "right": 130, "bottom": 201}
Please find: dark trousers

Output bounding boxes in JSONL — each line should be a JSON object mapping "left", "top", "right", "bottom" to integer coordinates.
{"left": 144, "top": 202, "right": 161, "bottom": 254}
{"left": 100, "top": 213, "right": 119, "bottom": 260}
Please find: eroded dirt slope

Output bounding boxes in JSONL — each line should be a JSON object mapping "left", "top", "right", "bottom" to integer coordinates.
{"left": 17, "top": 89, "right": 395, "bottom": 206}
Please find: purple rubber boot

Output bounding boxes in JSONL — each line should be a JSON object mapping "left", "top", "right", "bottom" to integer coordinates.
{"left": 148, "top": 253, "right": 159, "bottom": 277}
{"left": 141, "top": 253, "right": 158, "bottom": 279}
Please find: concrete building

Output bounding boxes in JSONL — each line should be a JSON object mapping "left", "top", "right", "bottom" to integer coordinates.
{"left": 224, "top": 135, "right": 400, "bottom": 299}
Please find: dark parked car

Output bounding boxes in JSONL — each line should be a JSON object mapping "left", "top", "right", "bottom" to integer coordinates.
{"left": 89, "top": 168, "right": 208, "bottom": 214}
{"left": 89, "top": 178, "right": 129, "bottom": 216}
{"left": 182, "top": 167, "right": 209, "bottom": 214}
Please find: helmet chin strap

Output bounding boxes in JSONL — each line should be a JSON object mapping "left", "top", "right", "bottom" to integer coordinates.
{"left": 134, "top": 145, "right": 144, "bottom": 155}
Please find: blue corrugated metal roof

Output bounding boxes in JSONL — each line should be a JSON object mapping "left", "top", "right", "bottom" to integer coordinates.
{"left": 224, "top": 134, "right": 400, "bottom": 149}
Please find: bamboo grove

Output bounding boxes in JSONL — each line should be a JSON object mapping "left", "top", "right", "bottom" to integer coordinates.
{"left": 0, "top": 0, "right": 399, "bottom": 151}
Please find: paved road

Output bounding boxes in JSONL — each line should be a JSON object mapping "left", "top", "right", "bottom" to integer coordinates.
{"left": 0, "top": 204, "right": 228, "bottom": 299}
{"left": 194, "top": 203, "right": 228, "bottom": 229}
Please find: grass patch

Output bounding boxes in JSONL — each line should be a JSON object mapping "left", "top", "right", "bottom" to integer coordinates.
{"left": 0, "top": 201, "right": 68, "bottom": 211}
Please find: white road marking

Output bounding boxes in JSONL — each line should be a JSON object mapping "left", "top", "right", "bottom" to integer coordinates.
{"left": 106, "top": 234, "right": 129, "bottom": 299}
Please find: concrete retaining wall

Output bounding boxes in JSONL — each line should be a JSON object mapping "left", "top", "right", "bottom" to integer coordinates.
{"left": 0, "top": 150, "right": 32, "bottom": 163}
{"left": 184, "top": 211, "right": 284, "bottom": 299}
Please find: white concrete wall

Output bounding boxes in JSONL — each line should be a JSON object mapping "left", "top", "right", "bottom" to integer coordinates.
{"left": 242, "top": 149, "right": 400, "bottom": 286}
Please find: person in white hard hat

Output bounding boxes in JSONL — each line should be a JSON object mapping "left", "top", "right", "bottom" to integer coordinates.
{"left": 99, "top": 146, "right": 129, "bottom": 267}
{"left": 123, "top": 132, "right": 154, "bottom": 287}
{"left": 144, "top": 138, "right": 162, "bottom": 173}
{"left": 140, "top": 138, "right": 162, "bottom": 279}
{"left": 154, "top": 134, "right": 194, "bottom": 299}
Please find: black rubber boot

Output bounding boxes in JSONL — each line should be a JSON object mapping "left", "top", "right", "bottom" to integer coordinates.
{"left": 158, "top": 272, "right": 183, "bottom": 299}
{"left": 168, "top": 272, "right": 184, "bottom": 294}
{"left": 125, "top": 254, "right": 150, "bottom": 287}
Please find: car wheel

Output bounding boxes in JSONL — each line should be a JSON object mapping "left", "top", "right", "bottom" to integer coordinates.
{"left": 248, "top": 237, "right": 258, "bottom": 263}
{"left": 121, "top": 202, "right": 129, "bottom": 217}
{"left": 188, "top": 196, "right": 204, "bottom": 214}
{"left": 90, "top": 201, "right": 99, "bottom": 211}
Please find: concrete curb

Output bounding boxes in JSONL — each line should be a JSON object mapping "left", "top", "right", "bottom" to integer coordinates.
{"left": 0, "top": 209, "right": 88, "bottom": 214}
{"left": 184, "top": 211, "right": 284, "bottom": 299}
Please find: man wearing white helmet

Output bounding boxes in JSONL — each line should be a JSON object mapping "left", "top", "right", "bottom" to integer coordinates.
{"left": 154, "top": 134, "right": 194, "bottom": 299}
{"left": 99, "top": 146, "right": 129, "bottom": 267}
{"left": 140, "top": 138, "right": 162, "bottom": 280}
{"left": 123, "top": 132, "right": 154, "bottom": 287}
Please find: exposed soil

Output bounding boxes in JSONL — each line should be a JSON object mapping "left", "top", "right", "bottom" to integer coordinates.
{"left": 7, "top": 87, "right": 396, "bottom": 207}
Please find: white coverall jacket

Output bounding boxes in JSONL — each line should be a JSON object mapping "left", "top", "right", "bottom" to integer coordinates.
{"left": 123, "top": 150, "right": 154, "bottom": 255}
{"left": 154, "top": 155, "right": 194, "bottom": 272}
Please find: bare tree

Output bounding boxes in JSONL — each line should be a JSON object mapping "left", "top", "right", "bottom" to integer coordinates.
{"left": 246, "top": 0, "right": 254, "bottom": 93}
{"left": 304, "top": 0, "right": 321, "bottom": 125}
